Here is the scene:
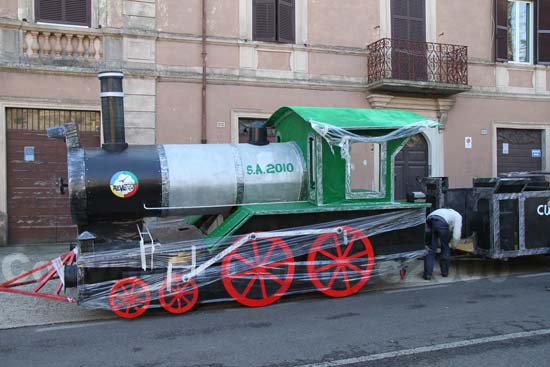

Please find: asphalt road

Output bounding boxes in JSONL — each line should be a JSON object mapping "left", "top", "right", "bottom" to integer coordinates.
{"left": 1, "top": 271, "right": 549, "bottom": 367}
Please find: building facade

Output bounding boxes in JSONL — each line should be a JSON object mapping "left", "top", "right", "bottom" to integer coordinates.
{"left": 0, "top": 0, "right": 549, "bottom": 244}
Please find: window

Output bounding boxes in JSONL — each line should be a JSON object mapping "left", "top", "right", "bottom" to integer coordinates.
{"left": 349, "top": 142, "right": 380, "bottom": 193}
{"left": 507, "top": 0, "right": 533, "bottom": 63}
{"left": 308, "top": 136, "right": 316, "bottom": 190}
{"left": 35, "top": 0, "right": 91, "bottom": 27}
{"left": 238, "top": 118, "right": 274, "bottom": 143}
{"left": 253, "top": 0, "right": 295, "bottom": 43}
{"left": 496, "top": 0, "right": 550, "bottom": 64}
{"left": 346, "top": 141, "right": 385, "bottom": 199}
{"left": 391, "top": 0, "right": 426, "bottom": 42}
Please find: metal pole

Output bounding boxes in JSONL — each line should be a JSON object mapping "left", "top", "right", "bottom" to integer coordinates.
{"left": 201, "top": 0, "right": 207, "bottom": 144}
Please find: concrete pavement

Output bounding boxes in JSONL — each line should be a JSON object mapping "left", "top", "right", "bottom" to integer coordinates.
{"left": 0, "top": 243, "right": 114, "bottom": 329}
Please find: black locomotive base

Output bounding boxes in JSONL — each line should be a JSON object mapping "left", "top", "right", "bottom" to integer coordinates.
{"left": 76, "top": 251, "right": 423, "bottom": 317}
{"left": 71, "top": 208, "right": 427, "bottom": 318}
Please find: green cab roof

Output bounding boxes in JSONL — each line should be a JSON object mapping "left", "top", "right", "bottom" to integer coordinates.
{"left": 265, "top": 106, "right": 437, "bottom": 129}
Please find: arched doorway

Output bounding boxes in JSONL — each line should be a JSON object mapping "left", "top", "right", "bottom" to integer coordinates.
{"left": 394, "top": 133, "right": 429, "bottom": 200}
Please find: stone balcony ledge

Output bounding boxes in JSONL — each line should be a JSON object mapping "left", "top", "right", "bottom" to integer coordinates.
{"left": 20, "top": 26, "right": 103, "bottom": 62}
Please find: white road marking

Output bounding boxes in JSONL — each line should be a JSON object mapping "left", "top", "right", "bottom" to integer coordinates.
{"left": 517, "top": 272, "right": 550, "bottom": 278}
{"left": 292, "top": 328, "right": 550, "bottom": 367}
{"left": 35, "top": 320, "right": 118, "bottom": 333}
{"left": 383, "top": 284, "right": 448, "bottom": 294}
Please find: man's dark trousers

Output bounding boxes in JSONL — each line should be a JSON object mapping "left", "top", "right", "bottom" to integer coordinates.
{"left": 424, "top": 217, "right": 451, "bottom": 277}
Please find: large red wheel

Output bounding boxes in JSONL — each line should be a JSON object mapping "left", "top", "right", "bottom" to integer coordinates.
{"left": 158, "top": 275, "right": 199, "bottom": 314}
{"left": 221, "top": 235, "right": 295, "bottom": 307}
{"left": 307, "top": 226, "right": 374, "bottom": 298}
{"left": 109, "top": 277, "right": 151, "bottom": 319}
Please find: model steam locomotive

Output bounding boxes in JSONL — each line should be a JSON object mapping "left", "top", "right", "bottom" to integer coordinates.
{"left": 41, "top": 71, "right": 439, "bottom": 318}
{"left": 4, "top": 71, "right": 548, "bottom": 319}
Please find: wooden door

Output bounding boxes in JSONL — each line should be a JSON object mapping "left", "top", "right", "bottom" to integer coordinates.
{"left": 391, "top": 0, "right": 427, "bottom": 81}
{"left": 497, "top": 128, "right": 543, "bottom": 175}
{"left": 6, "top": 108, "right": 100, "bottom": 244}
{"left": 394, "top": 134, "right": 429, "bottom": 200}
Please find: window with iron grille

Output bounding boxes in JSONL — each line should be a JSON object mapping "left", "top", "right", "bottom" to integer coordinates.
{"left": 6, "top": 108, "right": 100, "bottom": 133}
{"left": 495, "top": 0, "right": 550, "bottom": 64}
{"left": 35, "top": 0, "right": 91, "bottom": 27}
{"left": 253, "top": 0, "right": 295, "bottom": 43}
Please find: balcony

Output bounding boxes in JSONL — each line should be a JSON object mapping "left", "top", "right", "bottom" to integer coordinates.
{"left": 366, "top": 38, "right": 471, "bottom": 96}
{"left": 21, "top": 25, "right": 103, "bottom": 64}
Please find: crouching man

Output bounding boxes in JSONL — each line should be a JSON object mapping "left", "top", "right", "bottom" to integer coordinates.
{"left": 423, "top": 208, "right": 462, "bottom": 280}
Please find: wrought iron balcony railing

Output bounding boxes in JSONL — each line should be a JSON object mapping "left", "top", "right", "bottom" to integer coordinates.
{"left": 367, "top": 38, "right": 468, "bottom": 87}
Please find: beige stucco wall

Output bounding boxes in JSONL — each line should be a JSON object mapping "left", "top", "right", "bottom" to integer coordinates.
{"left": 444, "top": 95, "right": 550, "bottom": 187}
{"left": 308, "top": 0, "right": 378, "bottom": 48}
{"left": 257, "top": 50, "right": 291, "bottom": 70}
{"left": 0, "top": 72, "right": 98, "bottom": 100}
{"left": 157, "top": 40, "right": 201, "bottom": 66}
{"left": 156, "top": 82, "right": 370, "bottom": 144}
{"left": 437, "top": 0, "right": 493, "bottom": 61}
{"left": 468, "top": 64, "right": 496, "bottom": 88}
{"left": 157, "top": 0, "right": 239, "bottom": 37}
{"left": 0, "top": 0, "right": 18, "bottom": 18}
{"left": 309, "top": 52, "right": 367, "bottom": 78}
{"left": 508, "top": 70, "right": 534, "bottom": 88}
{"left": 208, "top": 44, "right": 240, "bottom": 68}
{"left": 106, "top": 0, "right": 124, "bottom": 28}
{"left": 156, "top": 82, "right": 202, "bottom": 144}
{"left": 157, "top": 0, "right": 202, "bottom": 34}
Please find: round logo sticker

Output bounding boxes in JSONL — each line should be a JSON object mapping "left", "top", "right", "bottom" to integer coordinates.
{"left": 110, "top": 171, "right": 139, "bottom": 198}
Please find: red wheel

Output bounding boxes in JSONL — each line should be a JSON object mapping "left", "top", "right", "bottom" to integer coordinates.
{"left": 307, "top": 226, "right": 374, "bottom": 298}
{"left": 158, "top": 274, "right": 199, "bottom": 314}
{"left": 109, "top": 277, "right": 151, "bottom": 319}
{"left": 221, "top": 235, "right": 295, "bottom": 307}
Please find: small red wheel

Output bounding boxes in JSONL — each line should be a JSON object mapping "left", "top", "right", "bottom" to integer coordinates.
{"left": 221, "top": 235, "right": 295, "bottom": 307}
{"left": 307, "top": 226, "right": 374, "bottom": 298}
{"left": 158, "top": 274, "right": 199, "bottom": 314}
{"left": 109, "top": 277, "right": 151, "bottom": 319}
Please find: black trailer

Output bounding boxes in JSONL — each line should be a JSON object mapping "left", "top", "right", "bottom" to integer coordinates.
{"left": 424, "top": 176, "right": 550, "bottom": 259}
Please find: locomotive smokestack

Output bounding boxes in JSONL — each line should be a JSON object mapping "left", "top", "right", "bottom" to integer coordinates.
{"left": 98, "top": 71, "right": 128, "bottom": 152}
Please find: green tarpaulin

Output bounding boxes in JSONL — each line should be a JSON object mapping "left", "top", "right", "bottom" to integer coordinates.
{"left": 266, "top": 106, "right": 439, "bottom": 129}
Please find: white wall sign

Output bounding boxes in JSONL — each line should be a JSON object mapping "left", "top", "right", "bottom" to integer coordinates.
{"left": 502, "top": 143, "right": 509, "bottom": 155}
{"left": 465, "top": 137, "right": 472, "bottom": 149}
{"left": 24, "top": 146, "right": 34, "bottom": 161}
{"left": 532, "top": 149, "right": 542, "bottom": 158}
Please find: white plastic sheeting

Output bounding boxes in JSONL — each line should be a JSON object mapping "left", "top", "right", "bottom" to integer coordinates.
{"left": 76, "top": 209, "right": 427, "bottom": 318}
{"left": 310, "top": 119, "right": 439, "bottom": 160}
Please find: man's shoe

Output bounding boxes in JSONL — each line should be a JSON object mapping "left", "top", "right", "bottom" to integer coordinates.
{"left": 441, "top": 273, "right": 449, "bottom": 278}
{"left": 422, "top": 274, "right": 432, "bottom": 280}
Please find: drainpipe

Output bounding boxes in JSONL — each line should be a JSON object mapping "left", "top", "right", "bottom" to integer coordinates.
{"left": 201, "top": 0, "right": 207, "bottom": 144}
